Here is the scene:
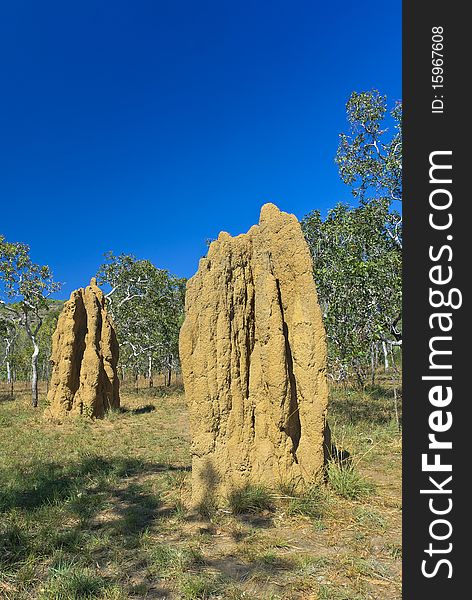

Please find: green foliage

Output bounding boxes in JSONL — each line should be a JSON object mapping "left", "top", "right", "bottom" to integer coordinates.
{"left": 96, "top": 252, "right": 186, "bottom": 380}
{"left": 0, "top": 235, "right": 61, "bottom": 403}
{"left": 302, "top": 90, "right": 402, "bottom": 384}
{"left": 302, "top": 201, "right": 401, "bottom": 383}
{"left": 0, "top": 300, "right": 62, "bottom": 383}
{"left": 336, "top": 90, "right": 402, "bottom": 204}
{"left": 0, "top": 236, "right": 61, "bottom": 307}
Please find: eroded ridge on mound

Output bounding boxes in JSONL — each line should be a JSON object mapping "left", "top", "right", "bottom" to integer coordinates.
{"left": 46, "top": 278, "right": 120, "bottom": 419}
{"left": 179, "top": 203, "right": 328, "bottom": 507}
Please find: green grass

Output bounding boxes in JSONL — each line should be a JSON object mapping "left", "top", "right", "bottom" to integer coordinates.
{"left": 327, "top": 461, "right": 374, "bottom": 500}
{"left": 317, "top": 585, "right": 365, "bottom": 600}
{"left": 284, "top": 485, "right": 327, "bottom": 520}
{"left": 179, "top": 573, "right": 220, "bottom": 599}
{"left": 0, "top": 379, "right": 401, "bottom": 599}
{"left": 354, "top": 506, "right": 387, "bottom": 531}
{"left": 228, "top": 485, "right": 274, "bottom": 514}
{"left": 146, "top": 542, "right": 205, "bottom": 576}
{"left": 39, "top": 561, "right": 110, "bottom": 599}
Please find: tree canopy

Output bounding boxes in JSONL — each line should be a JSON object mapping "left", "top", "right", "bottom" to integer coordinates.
{"left": 96, "top": 252, "right": 186, "bottom": 385}
{"left": 302, "top": 90, "right": 402, "bottom": 384}
{"left": 0, "top": 235, "right": 61, "bottom": 404}
{"left": 336, "top": 90, "right": 402, "bottom": 205}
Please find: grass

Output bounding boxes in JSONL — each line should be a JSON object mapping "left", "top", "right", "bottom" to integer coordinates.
{"left": 146, "top": 542, "right": 205, "bottom": 576}
{"left": 284, "top": 485, "right": 327, "bottom": 520}
{"left": 39, "top": 561, "right": 110, "bottom": 599}
{"left": 327, "top": 461, "right": 374, "bottom": 500}
{"left": 179, "top": 573, "right": 220, "bottom": 599}
{"left": 354, "top": 506, "right": 387, "bottom": 532}
{"left": 0, "top": 377, "right": 401, "bottom": 599}
{"left": 228, "top": 485, "right": 274, "bottom": 514}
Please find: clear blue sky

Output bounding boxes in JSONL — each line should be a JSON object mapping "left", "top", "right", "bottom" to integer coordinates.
{"left": 0, "top": 1, "right": 401, "bottom": 298}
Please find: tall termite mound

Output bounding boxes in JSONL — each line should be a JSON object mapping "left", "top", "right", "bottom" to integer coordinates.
{"left": 179, "top": 203, "right": 329, "bottom": 507}
{"left": 46, "top": 278, "right": 120, "bottom": 419}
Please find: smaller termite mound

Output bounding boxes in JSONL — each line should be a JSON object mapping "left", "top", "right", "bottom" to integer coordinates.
{"left": 179, "top": 203, "right": 329, "bottom": 509}
{"left": 46, "top": 278, "right": 120, "bottom": 419}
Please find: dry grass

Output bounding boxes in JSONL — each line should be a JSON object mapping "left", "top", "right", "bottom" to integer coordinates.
{"left": 0, "top": 378, "right": 401, "bottom": 599}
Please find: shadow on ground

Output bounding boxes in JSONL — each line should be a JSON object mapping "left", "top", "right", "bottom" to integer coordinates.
{"left": 118, "top": 404, "right": 156, "bottom": 415}
{"left": 0, "top": 392, "right": 14, "bottom": 403}
{"left": 0, "top": 456, "right": 189, "bottom": 578}
{"left": 0, "top": 454, "right": 290, "bottom": 598}
{"left": 0, "top": 456, "right": 189, "bottom": 513}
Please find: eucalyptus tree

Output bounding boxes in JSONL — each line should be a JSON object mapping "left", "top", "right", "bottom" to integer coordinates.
{"left": 0, "top": 235, "right": 61, "bottom": 406}
{"left": 336, "top": 90, "right": 402, "bottom": 204}
{"left": 37, "top": 304, "right": 62, "bottom": 386}
{"left": 336, "top": 89, "right": 402, "bottom": 249}
{"left": 302, "top": 90, "right": 402, "bottom": 385}
{"left": 302, "top": 201, "right": 401, "bottom": 385}
{"left": 97, "top": 252, "right": 186, "bottom": 385}
{"left": 0, "top": 316, "right": 17, "bottom": 396}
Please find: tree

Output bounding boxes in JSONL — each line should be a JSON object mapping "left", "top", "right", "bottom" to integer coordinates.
{"left": 302, "top": 90, "right": 402, "bottom": 385}
{"left": 0, "top": 316, "right": 17, "bottom": 397}
{"left": 302, "top": 201, "right": 401, "bottom": 384}
{"left": 96, "top": 252, "right": 186, "bottom": 386}
{"left": 336, "top": 90, "right": 402, "bottom": 204}
{"left": 0, "top": 236, "right": 61, "bottom": 406}
{"left": 37, "top": 303, "right": 62, "bottom": 388}
{"left": 336, "top": 90, "right": 402, "bottom": 249}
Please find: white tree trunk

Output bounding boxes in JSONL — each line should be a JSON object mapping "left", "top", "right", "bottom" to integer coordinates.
{"left": 370, "top": 344, "right": 376, "bottom": 385}
{"left": 31, "top": 337, "right": 39, "bottom": 407}
{"left": 382, "top": 341, "right": 389, "bottom": 371}
{"left": 148, "top": 354, "right": 153, "bottom": 388}
{"left": 6, "top": 359, "right": 11, "bottom": 384}
{"left": 4, "top": 336, "right": 13, "bottom": 384}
